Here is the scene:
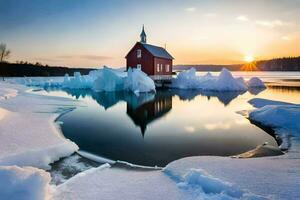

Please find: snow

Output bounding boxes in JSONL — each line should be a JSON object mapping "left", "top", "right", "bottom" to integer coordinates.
{"left": 247, "top": 77, "right": 266, "bottom": 88}
{"left": 171, "top": 68, "right": 249, "bottom": 91}
{"left": 164, "top": 156, "right": 300, "bottom": 200}
{"left": 0, "top": 166, "right": 51, "bottom": 200}
{"left": 0, "top": 87, "right": 18, "bottom": 100}
{"left": 247, "top": 98, "right": 300, "bottom": 150}
{"left": 0, "top": 82, "right": 79, "bottom": 169}
{"left": 53, "top": 164, "right": 188, "bottom": 200}
{"left": 0, "top": 80, "right": 299, "bottom": 200}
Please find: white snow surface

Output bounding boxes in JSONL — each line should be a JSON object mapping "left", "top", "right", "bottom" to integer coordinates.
{"left": 53, "top": 164, "right": 189, "bottom": 200}
{"left": 0, "top": 82, "right": 79, "bottom": 169}
{"left": 0, "top": 166, "right": 51, "bottom": 200}
{"left": 54, "top": 162, "right": 263, "bottom": 200}
{"left": 171, "top": 68, "right": 249, "bottom": 91}
{"left": 165, "top": 156, "right": 300, "bottom": 200}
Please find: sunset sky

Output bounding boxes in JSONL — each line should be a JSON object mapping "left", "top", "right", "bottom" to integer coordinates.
{"left": 1, "top": 0, "right": 300, "bottom": 68}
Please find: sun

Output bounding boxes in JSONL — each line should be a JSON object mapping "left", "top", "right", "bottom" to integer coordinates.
{"left": 244, "top": 55, "right": 254, "bottom": 63}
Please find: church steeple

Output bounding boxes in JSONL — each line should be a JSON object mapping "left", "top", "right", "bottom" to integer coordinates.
{"left": 140, "top": 25, "right": 147, "bottom": 43}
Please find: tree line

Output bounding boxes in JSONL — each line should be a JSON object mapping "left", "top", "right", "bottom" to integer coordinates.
{"left": 255, "top": 57, "right": 300, "bottom": 71}
{"left": 0, "top": 43, "right": 95, "bottom": 77}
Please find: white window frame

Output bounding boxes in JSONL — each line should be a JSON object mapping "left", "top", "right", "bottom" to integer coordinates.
{"left": 160, "top": 64, "right": 163, "bottom": 72}
{"left": 137, "top": 49, "right": 141, "bottom": 58}
{"left": 137, "top": 64, "right": 141, "bottom": 70}
{"left": 157, "top": 64, "right": 160, "bottom": 72}
{"left": 166, "top": 64, "right": 170, "bottom": 72}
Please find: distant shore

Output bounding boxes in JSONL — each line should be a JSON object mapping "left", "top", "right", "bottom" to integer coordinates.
{"left": 0, "top": 62, "right": 95, "bottom": 77}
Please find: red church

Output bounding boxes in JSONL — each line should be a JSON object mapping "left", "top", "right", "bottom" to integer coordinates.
{"left": 125, "top": 26, "right": 174, "bottom": 80}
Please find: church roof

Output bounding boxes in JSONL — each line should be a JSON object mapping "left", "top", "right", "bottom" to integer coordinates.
{"left": 140, "top": 42, "right": 174, "bottom": 60}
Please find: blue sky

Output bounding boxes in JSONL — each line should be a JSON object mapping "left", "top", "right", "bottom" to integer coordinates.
{"left": 1, "top": 0, "right": 300, "bottom": 67}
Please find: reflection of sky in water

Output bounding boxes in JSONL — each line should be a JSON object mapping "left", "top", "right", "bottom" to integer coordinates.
{"left": 43, "top": 85, "right": 300, "bottom": 167}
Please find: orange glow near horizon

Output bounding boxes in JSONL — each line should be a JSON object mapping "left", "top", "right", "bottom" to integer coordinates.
{"left": 3, "top": 1, "right": 300, "bottom": 68}
{"left": 241, "top": 61, "right": 258, "bottom": 71}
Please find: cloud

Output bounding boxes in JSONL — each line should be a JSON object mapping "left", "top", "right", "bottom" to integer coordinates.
{"left": 236, "top": 15, "right": 249, "bottom": 22}
{"left": 255, "top": 20, "right": 289, "bottom": 28}
{"left": 57, "top": 55, "right": 112, "bottom": 61}
{"left": 185, "top": 7, "right": 196, "bottom": 12}
{"left": 281, "top": 36, "right": 291, "bottom": 41}
{"left": 204, "top": 13, "right": 217, "bottom": 17}
{"left": 35, "top": 55, "right": 112, "bottom": 63}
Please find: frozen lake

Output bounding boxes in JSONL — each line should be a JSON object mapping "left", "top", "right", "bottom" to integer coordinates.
{"left": 40, "top": 78, "right": 300, "bottom": 167}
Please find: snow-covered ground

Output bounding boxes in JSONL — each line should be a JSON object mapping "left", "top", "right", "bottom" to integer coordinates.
{"left": 0, "top": 83, "right": 79, "bottom": 169}
{"left": 0, "top": 165, "right": 52, "bottom": 200}
{"left": 0, "top": 70, "right": 299, "bottom": 200}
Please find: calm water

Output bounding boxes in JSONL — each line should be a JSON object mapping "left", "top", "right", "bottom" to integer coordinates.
{"left": 36, "top": 72, "right": 300, "bottom": 167}
{"left": 40, "top": 77, "right": 300, "bottom": 167}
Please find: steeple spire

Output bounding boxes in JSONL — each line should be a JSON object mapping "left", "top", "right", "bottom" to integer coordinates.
{"left": 140, "top": 25, "right": 147, "bottom": 43}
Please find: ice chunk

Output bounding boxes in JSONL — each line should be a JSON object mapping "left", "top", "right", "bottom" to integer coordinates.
{"left": 213, "top": 68, "right": 247, "bottom": 91}
{"left": 92, "top": 67, "right": 126, "bottom": 92}
{"left": 124, "top": 68, "right": 156, "bottom": 95}
{"left": 248, "top": 77, "right": 266, "bottom": 88}
{"left": 171, "top": 68, "right": 247, "bottom": 91}
{"left": 62, "top": 72, "right": 93, "bottom": 89}
{"left": 0, "top": 166, "right": 51, "bottom": 200}
{"left": 171, "top": 68, "right": 203, "bottom": 89}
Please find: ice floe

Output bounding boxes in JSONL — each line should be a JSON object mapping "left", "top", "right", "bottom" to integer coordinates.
{"left": 248, "top": 98, "right": 300, "bottom": 150}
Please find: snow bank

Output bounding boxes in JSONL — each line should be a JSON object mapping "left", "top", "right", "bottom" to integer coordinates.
{"left": 248, "top": 99, "right": 300, "bottom": 150}
{"left": 171, "top": 68, "right": 248, "bottom": 91}
{"left": 0, "top": 166, "right": 51, "bottom": 200}
{"left": 0, "top": 83, "right": 79, "bottom": 169}
{"left": 165, "top": 156, "right": 300, "bottom": 200}
{"left": 247, "top": 77, "right": 266, "bottom": 88}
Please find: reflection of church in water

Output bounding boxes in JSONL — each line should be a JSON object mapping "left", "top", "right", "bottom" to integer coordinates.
{"left": 49, "top": 86, "right": 264, "bottom": 136}
{"left": 126, "top": 91, "right": 172, "bottom": 136}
